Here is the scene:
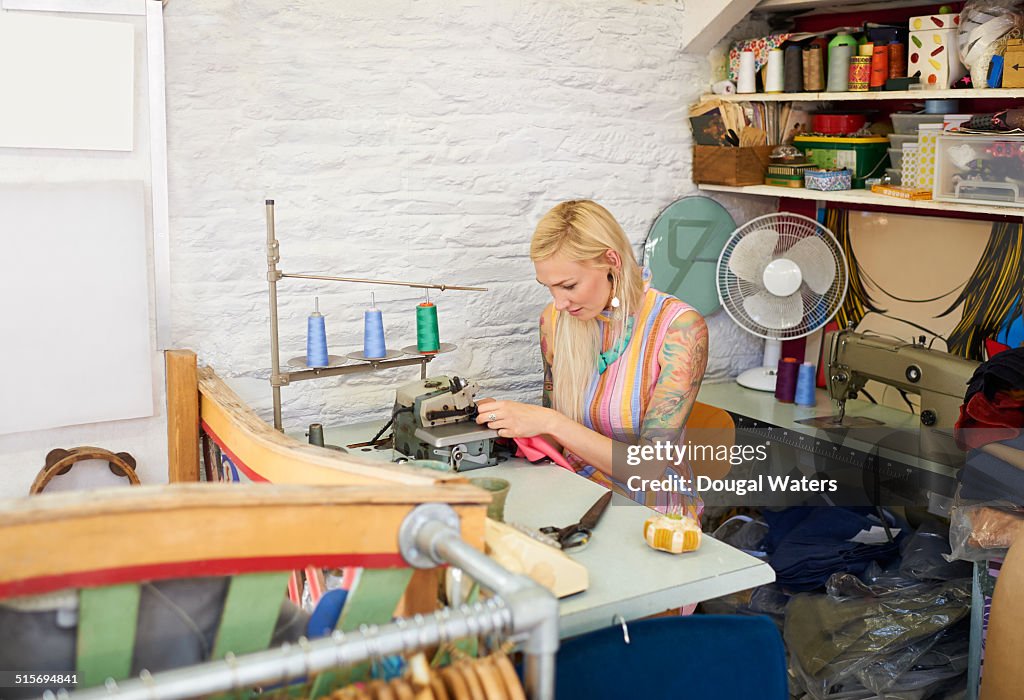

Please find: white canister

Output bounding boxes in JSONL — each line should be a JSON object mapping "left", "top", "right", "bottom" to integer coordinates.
{"left": 737, "top": 51, "right": 757, "bottom": 94}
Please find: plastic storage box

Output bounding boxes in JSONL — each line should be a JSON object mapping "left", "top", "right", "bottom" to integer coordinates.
{"left": 889, "top": 134, "right": 918, "bottom": 150}
{"left": 903, "top": 143, "right": 921, "bottom": 188}
{"left": 891, "top": 113, "right": 944, "bottom": 135}
{"left": 917, "top": 124, "right": 942, "bottom": 192}
{"left": 888, "top": 147, "right": 903, "bottom": 171}
{"left": 934, "top": 134, "right": 1024, "bottom": 206}
{"left": 793, "top": 136, "right": 889, "bottom": 189}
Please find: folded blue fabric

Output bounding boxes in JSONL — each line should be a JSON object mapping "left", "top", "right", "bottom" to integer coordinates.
{"left": 766, "top": 507, "right": 902, "bottom": 591}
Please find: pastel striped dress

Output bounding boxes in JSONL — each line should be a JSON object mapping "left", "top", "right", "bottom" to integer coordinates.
{"left": 542, "top": 274, "right": 704, "bottom": 519}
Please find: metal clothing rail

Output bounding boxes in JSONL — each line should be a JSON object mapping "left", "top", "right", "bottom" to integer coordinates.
{"left": 56, "top": 504, "right": 560, "bottom": 700}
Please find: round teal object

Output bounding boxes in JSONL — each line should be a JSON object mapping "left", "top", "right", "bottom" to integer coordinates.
{"left": 643, "top": 196, "right": 736, "bottom": 316}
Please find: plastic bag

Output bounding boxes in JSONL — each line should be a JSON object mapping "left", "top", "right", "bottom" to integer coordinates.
{"left": 711, "top": 514, "right": 768, "bottom": 557}
{"left": 898, "top": 521, "right": 973, "bottom": 581}
{"left": 784, "top": 579, "right": 972, "bottom": 700}
{"left": 699, "top": 582, "right": 789, "bottom": 625}
{"left": 958, "top": 1, "right": 1024, "bottom": 86}
{"left": 825, "top": 561, "right": 919, "bottom": 598}
{"left": 855, "top": 622, "right": 969, "bottom": 696}
{"left": 947, "top": 488, "right": 1024, "bottom": 562}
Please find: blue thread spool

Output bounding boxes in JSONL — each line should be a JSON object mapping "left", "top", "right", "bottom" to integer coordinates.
{"left": 795, "top": 362, "right": 817, "bottom": 406}
{"left": 306, "top": 297, "right": 329, "bottom": 367}
{"left": 363, "top": 292, "right": 387, "bottom": 359}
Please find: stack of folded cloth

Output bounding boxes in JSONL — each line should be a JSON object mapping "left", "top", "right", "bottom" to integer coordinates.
{"left": 954, "top": 348, "right": 1024, "bottom": 505}
{"left": 763, "top": 507, "right": 903, "bottom": 592}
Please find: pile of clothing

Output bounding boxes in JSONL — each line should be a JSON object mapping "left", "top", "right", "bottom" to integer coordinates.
{"left": 783, "top": 521, "right": 972, "bottom": 700}
{"left": 762, "top": 507, "right": 903, "bottom": 592}
{"left": 703, "top": 510, "right": 973, "bottom": 699}
{"left": 955, "top": 347, "right": 1024, "bottom": 505}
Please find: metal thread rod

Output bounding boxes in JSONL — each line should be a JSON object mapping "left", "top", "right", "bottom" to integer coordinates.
{"left": 281, "top": 273, "right": 487, "bottom": 292}
{"left": 266, "top": 199, "right": 284, "bottom": 430}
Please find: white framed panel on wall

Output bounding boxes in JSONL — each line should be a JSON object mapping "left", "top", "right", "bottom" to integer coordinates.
{"left": 0, "top": 182, "right": 153, "bottom": 435}
{"left": 0, "top": 11, "right": 135, "bottom": 151}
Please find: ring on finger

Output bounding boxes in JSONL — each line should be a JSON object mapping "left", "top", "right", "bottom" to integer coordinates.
{"left": 487, "top": 412, "right": 497, "bottom": 422}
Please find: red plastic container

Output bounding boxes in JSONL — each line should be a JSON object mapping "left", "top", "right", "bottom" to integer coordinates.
{"left": 812, "top": 113, "right": 867, "bottom": 135}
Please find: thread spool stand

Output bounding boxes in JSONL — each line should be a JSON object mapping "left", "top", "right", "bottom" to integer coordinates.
{"left": 265, "top": 200, "right": 487, "bottom": 431}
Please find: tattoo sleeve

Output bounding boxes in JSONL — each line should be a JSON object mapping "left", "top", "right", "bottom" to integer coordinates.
{"left": 641, "top": 311, "right": 709, "bottom": 441}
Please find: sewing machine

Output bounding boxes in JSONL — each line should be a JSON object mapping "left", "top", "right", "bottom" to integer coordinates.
{"left": 393, "top": 375, "right": 499, "bottom": 470}
{"left": 826, "top": 329, "right": 979, "bottom": 465}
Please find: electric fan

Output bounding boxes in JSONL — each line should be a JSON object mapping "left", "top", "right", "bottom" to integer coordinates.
{"left": 717, "top": 212, "right": 849, "bottom": 392}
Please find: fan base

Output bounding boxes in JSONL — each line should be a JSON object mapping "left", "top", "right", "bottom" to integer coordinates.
{"left": 736, "top": 366, "right": 778, "bottom": 392}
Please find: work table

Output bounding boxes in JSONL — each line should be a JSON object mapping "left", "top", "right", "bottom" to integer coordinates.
{"left": 319, "top": 421, "right": 775, "bottom": 639}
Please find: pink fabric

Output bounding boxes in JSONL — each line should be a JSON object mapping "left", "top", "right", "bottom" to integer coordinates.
{"left": 514, "top": 437, "right": 575, "bottom": 471}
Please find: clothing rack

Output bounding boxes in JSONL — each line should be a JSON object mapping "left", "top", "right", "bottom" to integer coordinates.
{"left": 57, "top": 503, "right": 559, "bottom": 700}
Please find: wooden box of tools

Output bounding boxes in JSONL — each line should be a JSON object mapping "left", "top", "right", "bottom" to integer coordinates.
{"left": 692, "top": 145, "right": 774, "bottom": 186}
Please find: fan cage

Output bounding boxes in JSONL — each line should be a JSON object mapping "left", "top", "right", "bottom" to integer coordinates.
{"left": 716, "top": 212, "right": 849, "bottom": 340}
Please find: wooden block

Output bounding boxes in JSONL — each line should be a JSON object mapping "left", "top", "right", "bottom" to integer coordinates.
{"left": 166, "top": 349, "right": 200, "bottom": 482}
{"left": 484, "top": 519, "right": 588, "bottom": 598}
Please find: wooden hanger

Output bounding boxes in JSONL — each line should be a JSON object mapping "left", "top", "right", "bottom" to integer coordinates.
{"left": 490, "top": 654, "right": 525, "bottom": 700}
{"left": 439, "top": 666, "right": 471, "bottom": 700}
{"left": 453, "top": 660, "right": 485, "bottom": 700}
{"left": 428, "top": 674, "right": 450, "bottom": 700}
{"left": 467, "top": 657, "right": 505, "bottom": 700}
{"left": 388, "top": 676, "right": 415, "bottom": 700}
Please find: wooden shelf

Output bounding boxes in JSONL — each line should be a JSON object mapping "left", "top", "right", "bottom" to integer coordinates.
{"left": 756, "top": 0, "right": 949, "bottom": 12}
{"left": 716, "top": 88, "right": 1024, "bottom": 103}
{"left": 697, "top": 183, "right": 1024, "bottom": 218}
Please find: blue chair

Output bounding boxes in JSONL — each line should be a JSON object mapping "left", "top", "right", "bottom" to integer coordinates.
{"left": 555, "top": 615, "right": 787, "bottom": 699}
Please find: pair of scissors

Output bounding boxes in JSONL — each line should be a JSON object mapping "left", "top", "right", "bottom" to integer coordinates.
{"left": 540, "top": 491, "right": 612, "bottom": 550}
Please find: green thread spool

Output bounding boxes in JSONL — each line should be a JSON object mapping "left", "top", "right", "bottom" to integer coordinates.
{"left": 416, "top": 302, "right": 440, "bottom": 353}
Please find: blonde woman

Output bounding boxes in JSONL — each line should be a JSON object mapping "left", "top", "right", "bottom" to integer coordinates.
{"left": 475, "top": 200, "right": 708, "bottom": 516}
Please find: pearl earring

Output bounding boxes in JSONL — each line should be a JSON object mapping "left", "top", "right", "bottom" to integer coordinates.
{"left": 610, "top": 274, "right": 620, "bottom": 309}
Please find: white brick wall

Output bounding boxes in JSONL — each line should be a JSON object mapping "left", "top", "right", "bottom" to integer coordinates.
{"left": 164, "top": 0, "right": 753, "bottom": 435}
{"left": 0, "top": 1, "right": 767, "bottom": 492}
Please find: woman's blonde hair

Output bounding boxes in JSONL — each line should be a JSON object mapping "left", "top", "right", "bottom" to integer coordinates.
{"left": 530, "top": 200, "right": 643, "bottom": 422}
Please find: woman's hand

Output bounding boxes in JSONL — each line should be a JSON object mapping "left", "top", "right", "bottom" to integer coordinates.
{"left": 474, "top": 399, "right": 562, "bottom": 439}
